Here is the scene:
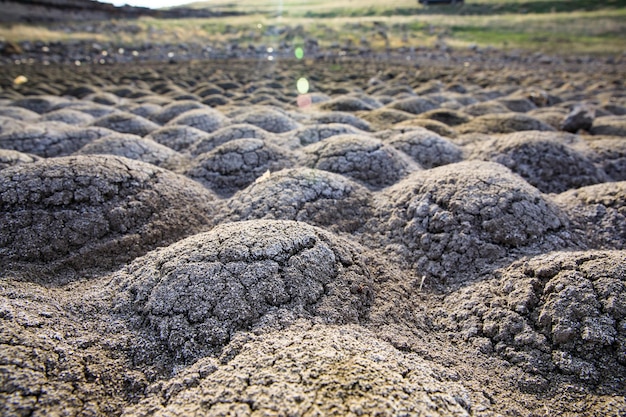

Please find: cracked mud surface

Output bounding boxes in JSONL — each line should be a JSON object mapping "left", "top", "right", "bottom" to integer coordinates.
{"left": 1, "top": 57, "right": 625, "bottom": 416}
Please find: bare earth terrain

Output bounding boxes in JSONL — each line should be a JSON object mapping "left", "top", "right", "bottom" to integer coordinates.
{"left": 0, "top": 3, "right": 625, "bottom": 415}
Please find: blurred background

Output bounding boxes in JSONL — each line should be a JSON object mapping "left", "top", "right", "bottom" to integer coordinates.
{"left": 1, "top": 0, "right": 625, "bottom": 63}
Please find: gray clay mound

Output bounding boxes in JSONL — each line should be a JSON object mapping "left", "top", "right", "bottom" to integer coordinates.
{"left": 0, "top": 279, "right": 140, "bottom": 417}
{"left": 39, "top": 108, "right": 95, "bottom": 125}
{"left": 388, "top": 96, "right": 438, "bottom": 115}
{"left": 458, "top": 113, "right": 555, "bottom": 134}
{"left": 149, "top": 100, "right": 207, "bottom": 124}
{"left": 462, "top": 100, "right": 511, "bottom": 117}
{"left": 125, "top": 103, "right": 162, "bottom": 119}
{"left": 372, "top": 161, "right": 571, "bottom": 284}
{"left": 166, "top": 108, "right": 230, "bottom": 134}
{"left": 469, "top": 131, "right": 609, "bottom": 193}
{"left": 185, "top": 138, "right": 296, "bottom": 196}
{"left": 225, "top": 168, "right": 374, "bottom": 233}
{"left": 231, "top": 108, "right": 300, "bottom": 133}
{"left": 111, "top": 220, "right": 375, "bottom": 363}
{"left": 11, "top": 95, "right": 71, "bottom": 114}
{"left": 387, "top": 128, "right": 464, "bottom": 169}
{"left": 0, "top": 155, "right": 218, "bottom": 276}
{"left": 0, "top": 149, "right": 40, "bottom": 170}
{"left": 590, "top": 115, "right": 626, "bottom": 136}
{"left": 417, "top": 108, "right": 472, "bottom": 126}
{"left": 75, "top": 134, "right": 180, "bottom": 167}
{"left": 300, "top": 134, "right": 419, "bottom": 189}
{"left": 584, "top": 136, "right": 626, "bottom": 181}
{"left": 0, "top": 106, "right": 42, "bottom": 121}
{"left": 91, "top": 112, "right": 160, "bottom": 136}
{"left": 358, "top": 108, "right": 415, "bottom": 129}
{"left": 123, "top": 325, "right": 472, "bottom": 417}
{"left": 188, "top": 123, "right": 271, "bottom": 156}
{"left": 145, "top": 125, "right": 210, "bottom": 152}
{"left": 553, "top": 181, "right": 626, "bottom": 250}
{"left": 319, "top": 95, "right": 376, "bottom": 112}
{"left": 0, "top": 122, "right": 113, "bottom": 157}
{"left": 50, "top": 101, "right": 119, "bottom": 118}
{"left": 309, "top": 111, "right": 372, "bottom": 132}
{"left": 395, "top": 118, "right": 458, "bottom": 138}
{"left": 496, "top": 96, "right": 537, "bottom": 113}
{"left": 436, "top": 250, "right": 626, "bottom": 384}
{"left": 283, "top": 123, "right": 364, "bottom": 148}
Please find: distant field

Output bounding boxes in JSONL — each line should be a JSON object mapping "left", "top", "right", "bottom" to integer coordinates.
{"left": 1, "top": 0, "right": 625, "bottom": 55}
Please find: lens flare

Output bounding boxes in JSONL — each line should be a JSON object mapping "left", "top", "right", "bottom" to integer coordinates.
{"left": 297, "top": 77, "right": 310, "bottom": 95}
{"left": 295, "top": 47, "right": 304, "bottom": 60}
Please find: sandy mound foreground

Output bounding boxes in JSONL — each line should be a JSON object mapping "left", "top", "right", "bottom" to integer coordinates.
{"left": 1, "top": 58, "right": 625, "bottom": 416}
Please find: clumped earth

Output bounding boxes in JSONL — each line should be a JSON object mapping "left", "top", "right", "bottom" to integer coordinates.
{"left": 1, "top": 53, "right": 625, "bottom": 417}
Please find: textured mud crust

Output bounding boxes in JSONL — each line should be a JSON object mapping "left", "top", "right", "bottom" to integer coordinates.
{"left": 184, "top": 138, "right": 295, "bottom": 196}
{"left": 0, "top": 123, "right": 113, "bottom": 157}
{"left": 386, "top": 128, "right": 464, "bottom": 169}
{"left": 39, "top": 108, "right": 95, "bottom": 125}
{"left": 145, "top": 125, "right": 209, "bottom": 152}
{"left": 0, "top": 155, "right": 217, "bottom": 276}
{"left": 436, "top": 251, "right": 626, "bottom": 386}
{"left": 372, "top": 161, "right": 572, "bottom": 284}
{"left": 122, "top": 325, "right": 472, "bottom": 417}
{"left": 149, "top": 100, "right": 208, "bottom": 124}
{"left": 112, "top": 220, "right": 374, "bottom": 363}
{"left": 224, "top": 168, "right": 374, "bottom": 233}
{"left": 0, "top": 149, "right": 40, "bottom": 169}
{"left": 166, "top": 108, "right": 230, "bottom": 133}
{"left": 286, "top": 123, "right": 365, "bottom": 148}
{"left": 75, "top": 134, "right": 180, "bottom": 167}
{"left": 458, "top": 113, "right": 555, "bottom": 134}
{"left": 590, "top": 116, "right": 626, "bottom": 136}
{"left": 188, "top": 123, "right": 272, "bottom": 155}
{"left": 300, "top": 134, "right": 418, "bottom": 189}
{"left": 91, "top": 113, "right": 160, "bottom": 136}
{"left": 585, "top": 136, "right": 626, "bottom": 181}
{"left": 469, "top": 131, "right": 609, "bottom": 193}
{"left": 554, "top": 182, "right": 626, "bottom": 250}
{"left": 388, "top": 96, "right": 438, "bottom": 115}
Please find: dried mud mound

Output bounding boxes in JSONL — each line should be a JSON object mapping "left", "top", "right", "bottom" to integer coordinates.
{"left": 124, "top": 325, "right": 472, "bottom": 417}
{"left": 372, "top": 161, "right": 571, "bottom": 285}
{"left": 0, "top": 155, "right": 217, "bottom": 276}
{"left": 1, "top": 59, "right": 625, "bottom": 416}
{"left": 224, "top": 168, "right": 374, "bottom": 233}
{"left": 554, "top": 181, "right": 626, "bottom": 250}
{"left": 436, "top": 251, "right": 626, "bottom": 385}
{"left": 112, "top": 220, "right": 374, "bottom": 364}
{"left": 469, "top": 131, "right": 609, "bottom": 193}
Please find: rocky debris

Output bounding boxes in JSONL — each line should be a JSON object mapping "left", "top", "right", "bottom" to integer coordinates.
{"left": 188, "top": 123, "right": 271, "bottom": 156}
{"left": 166, "top": 108, "right": 230, "bottom": 134}
{"left": 458, "top": 113, "right": 555, "bottom": 134}
{"left": 111, "top": 220, "right": 375, "bottom": 364}
{"left": 145, "top": 125, "right": 209, "bottom": 152}
{"left": 224, "top": 167, "right": 374, "bottom": 233}
{"left": 0, "top": 149, "right": 40, "bottom": 169}
{"left": 386, "top": 128, "right": 464, "bottom": 169}
{"left": 91, "top": 112, "right": 159, "bottom": 136}
{"left": 184, "top": 138, "right": 295, "bottom": 196}
{"left": 0, "top": 122, "right": 113, "bottom": 157}
{"left": 371, "top": 161, "right": 572, "bottom": 285}
{"left": 0, "top": 155, "right": 218, "bottom": 277}
{"left": 468, "top": 131, "right": 609, "bottom": 193}
{"left": 122, "top": 325, "right": 472, "bottom": 417}
{"left": 231, "top": 108, "right": 300, "bottom": 134}
{"left": 561, "top": 104, "right": 595, "bottom": 133}
{"left": 75, "top": 134, "right": 180, "bottom": 168}
{"left": 590, "top": 115, "right": 626, "bottom": 137}
{"left": 436, "top": 250, "right": 626, "bottom": 385}
{"left": 554, "top": 182, "right": 626, "bottom": 250}
{"left": 300, "top": 134, "right": 418, "bottom": 189}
